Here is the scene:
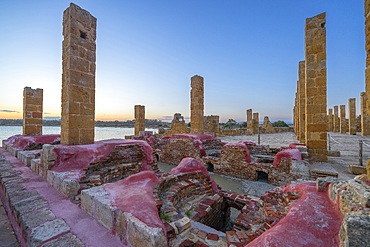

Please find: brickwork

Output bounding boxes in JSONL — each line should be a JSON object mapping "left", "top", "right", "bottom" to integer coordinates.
{"left": 298, "top": 61, "right": 306, "bottom": 142}
{"left": 160, "top": 138, "right": 203, "bottom": 165}
{"left": 361, "top": 92, "right": 370, "bottom": 136}
{"left": 334, "top": 106, "right": 340, "bottom": 132}
{"left": 190, "top": 75, "right": 204, "bottom": 134}
{"left": 304, "top": 12, "right": 328, "bottom": 161}
{"left": 340, "top": 105, "right": 347, "bottom": 134}
{"left": 204, "top": 115, "right": 219, "bottom": 136}
{"left": 328, "top": 108, "right": 333, "bottom": 132}
{"left": 134, "top": 105, "right": 145, "bottom": 136}
{"left": 61, "top": 3, "right": 97, "bottom": 145}
{"left": 246, "top": 109, "right": 253, "bottom": 134}
{"left": 348, "top": 98, "right": 356, "bottom": 135}
{"left": 23, "top": 87, "right": 43, "bottom": 136}
{"left": 164, "top": 113, "right": 189, "bottom": 136}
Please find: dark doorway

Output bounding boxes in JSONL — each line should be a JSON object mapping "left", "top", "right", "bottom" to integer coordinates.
{"left": 257, "top": 171, "right": 268, "bottom": 182}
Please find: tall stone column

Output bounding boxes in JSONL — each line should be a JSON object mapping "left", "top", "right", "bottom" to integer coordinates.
{"left": 348, "top": 98, "right": 356, "bottom": 135}
{"left": 366, "top": 0, "right": 370, "bottom": 116}
{"left": 253, "top": 112, "right": 259, "bottom": 134}
{"left": 134, "top": 105, "right": 145, "bottom": 136}
{"left": 61, "top": 3, "right": 97, "bottom": 145}
{"left": 340, "top": 105, "right": 347, "bottom": 134}
{"left": 333, "top": 106, "right": 340, "bottom": 132}
{"left": 246, "top": 109, "right": 253, "bottom": 134}
{"left": 361, "top": 92, "right": 370, "bottom": 136}
{"left": 328, "top": 108, "right": 333, "bottom": 132}
{"left": 190, "top": 75, "right": 204, "bottom": 134}
{"left": 294, "top": 89, "right": 298, "bottom": 136}
{"left": 298, "top": 61, "right": 306, "bottom": 143}
{"left": 305, "top": 12, "right": 328, "bottom": 161}
{"left": 23, "top": 87, "right": 43, "bottom": 136}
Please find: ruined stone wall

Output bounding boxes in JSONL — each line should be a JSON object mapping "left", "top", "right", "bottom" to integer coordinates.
{"left": 190, "top": 75, "right": 204, "bottom": 134}
{"left": 134, "top": 105, "right": 145, "bottom": 136}
{"left": 164, "top": 113, "right": 189, "bottom": 136}
{"left": 340, "top": 105, "right": 347, "bottom": 134}
{"left": 204, "top": 115, "right": 219, "bottom": 136}
{"left": 23, "top": 87, "right": 43, "bottom": 136}
{"left": 328, "top": 108, "right": 333, "bottom": 132}
{"left": 304, "top": 12, "right": 327, "bottom": 161}
{"left": 361, "top": 92, "right": 370, "bottom": 136}
{"left": 262, "top": 116, "right": 275, "bottom": 133}
{"left": 298, "top": 61, "right": 306, "bottom": 142}
{"left": 348, "top": 98, "right": 356, "bottom": 135}
{"left": 61, "top": 3, "right": 97, "bottom": 145}
{"left": 160, "top": 138, "right": 201, "bottom": 165}
{"left": 333, "top": 106, "right": 340, "bottom": 132}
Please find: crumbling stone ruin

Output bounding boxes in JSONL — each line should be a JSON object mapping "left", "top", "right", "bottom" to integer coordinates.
{"left": 134, "top": 105, "right": 145, "bottom": 136}
{"left": 164, "top": 113, "right": 189, "bottom": 136}
{"left": 261, "top": 116, "right": 275, "bottom": 134}
{"left": 204, "top": 115, "right": 220, "bottom": 136}
{"left": 190, "top": 75, "right": 204, "bottom": 134}
{"left": 61, "top": 3, "right": 97, "bottom": 145}
{"left": 2, "top": 2, "right": 370, "bottom": 247}
{"left": 328, "top": 108, "right": 334, "bottom": 132}
{"left": 23, "top": 87, "right": 43, "bottom": 136}
{"left": 340, "top": 105, "right": 347, "bottom": 134}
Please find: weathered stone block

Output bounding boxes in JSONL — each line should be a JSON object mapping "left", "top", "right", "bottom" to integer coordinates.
{"left": 28, "top": 218, "right": 70, "bottom": 246}
{"left": 340, "top": 211, "right": 370, "bottom": 247}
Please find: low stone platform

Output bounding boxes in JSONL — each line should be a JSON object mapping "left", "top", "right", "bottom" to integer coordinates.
{"left": 0, "top": 147, "right": 124, "bottom": 247}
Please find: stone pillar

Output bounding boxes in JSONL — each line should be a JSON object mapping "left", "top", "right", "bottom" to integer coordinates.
{"left": 305, "top": 12, "right": 327, "bottom": 161}
{"left": 348, "top": 98, "right": 356, "bottom": 135}
{"left": 361, "top": 92, "right": 370, "bottom": 136}
{"left": 190, "top": 75, "right": 204, "bottom": 134}
{"left": 246, "top": 109, "right": 253, "bottom": 134}
{"left": 298, "top": 61, "right": 306, "bottom": 143}
{"left": 294, "top": 90, "right": 299, "bottom": 136}
{"left": 340, "top": 105, "right": 347, "bottom": 134}
{"left": 61, "top": 3, "right": 97, "bottom": 145}
{"left": 23, "top": 87, "right": 43, "bottom": 136}
{"left": 253, "top": 112, "right": 259, "bottom": 134}
{"left": 328, "top": 108, "right": 333, "bottom": 132}
{"left": 134, "top": 105, "right": 145, "bottom": 136}
{"left": 366, "top": 0, "right": 370, "bottom": 116}
{"left": 333, "top": 106, "right": 340, "bottom": 132}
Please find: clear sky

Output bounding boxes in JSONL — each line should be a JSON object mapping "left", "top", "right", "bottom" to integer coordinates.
{"left": 0, "top": 1, "right": 365, "bottom": 123}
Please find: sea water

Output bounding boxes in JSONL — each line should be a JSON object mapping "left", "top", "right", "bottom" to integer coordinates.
{"left": 0, "top": 126, "right": 158, "bottom": 143}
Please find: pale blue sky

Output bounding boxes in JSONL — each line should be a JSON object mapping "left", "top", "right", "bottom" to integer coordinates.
{"left": 0, "top": 1, "right": 365, "bottom": 123}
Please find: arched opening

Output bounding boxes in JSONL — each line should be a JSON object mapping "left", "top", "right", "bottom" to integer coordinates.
{"left": 154, "top": 154, "right": 160, "bottom": 162}
{"left": 206, "top": 162, "right": 214, "bottom": 172}
{"left": 257, "top": 171, "right": 268, "bottom": 182}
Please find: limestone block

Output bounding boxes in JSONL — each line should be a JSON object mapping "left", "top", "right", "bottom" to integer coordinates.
{"left": 339, "top": 211, "right": 370, "bottom": 247}
{"left": 126, "top": 213, "right": 167, "bottom": 247}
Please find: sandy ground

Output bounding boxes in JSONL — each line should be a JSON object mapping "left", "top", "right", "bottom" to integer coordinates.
{"left": 219, "top": 131, "right": 370, "bottom": 180}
